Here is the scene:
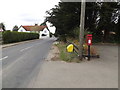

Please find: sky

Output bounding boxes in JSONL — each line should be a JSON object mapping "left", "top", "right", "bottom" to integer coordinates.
{"left": 0, "top": 0, "right": 60, "bottom": 33}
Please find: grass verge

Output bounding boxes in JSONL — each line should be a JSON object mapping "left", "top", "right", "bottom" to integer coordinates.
{"left": 55, "top": 42, "right": 80, "bottom": 63}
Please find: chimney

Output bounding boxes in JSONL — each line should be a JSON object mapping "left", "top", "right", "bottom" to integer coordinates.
{"left": 35, "top": 24, "right": 38, "bottom": 26}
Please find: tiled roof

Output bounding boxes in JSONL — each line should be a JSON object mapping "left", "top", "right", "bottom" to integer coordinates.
{"left": 21, "top": 25, "right": 47, "bottom": 31}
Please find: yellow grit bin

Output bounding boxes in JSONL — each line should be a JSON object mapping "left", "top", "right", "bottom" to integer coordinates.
{"left": 67, "top": 44, "right": 74, "bottom": 52}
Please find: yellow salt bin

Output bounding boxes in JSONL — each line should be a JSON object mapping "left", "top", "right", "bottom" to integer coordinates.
{"left": 67, "top": 44, "right": 74, "bottom": 52}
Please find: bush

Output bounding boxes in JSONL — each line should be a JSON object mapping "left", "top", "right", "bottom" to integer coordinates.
{"left": 2, "top": 31, "right": 39, "bottom": 44}
{"left": 92, "top": 34, "right": 102, "bottom": 43}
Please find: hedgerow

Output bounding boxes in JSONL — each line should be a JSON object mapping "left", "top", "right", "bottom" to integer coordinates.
{"left": 2, "top": 31, "right": 39, "bottom": 44}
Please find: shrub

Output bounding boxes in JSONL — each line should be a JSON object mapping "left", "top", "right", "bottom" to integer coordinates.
{"left": 2, "top": 31, "right": 39, "bottom": 44}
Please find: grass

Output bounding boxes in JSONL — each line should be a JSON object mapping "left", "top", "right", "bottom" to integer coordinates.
{"left": 56, "top": 42, "right": 80, "bottom": 63}
{"left": 55, "top": 40, "right": 99, "bottom": 62}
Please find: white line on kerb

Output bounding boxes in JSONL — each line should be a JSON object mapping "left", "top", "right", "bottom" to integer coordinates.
{"left": 20, "top": 46, "right": 32, "bottom": 52}
{"left": 0, "top": 56, "right": 8, "bottom": 61}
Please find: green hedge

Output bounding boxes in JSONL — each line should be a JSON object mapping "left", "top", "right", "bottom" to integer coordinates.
{"left": 2, "top": 31, "right": 39, "bottom": 44}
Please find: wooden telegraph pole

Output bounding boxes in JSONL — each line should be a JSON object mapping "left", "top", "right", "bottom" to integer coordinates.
{"left": 79, "top": 0, "right": 86, "bottom": 60}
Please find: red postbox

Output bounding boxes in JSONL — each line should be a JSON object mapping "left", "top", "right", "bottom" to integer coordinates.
{"left": 86, "top": 34, "right": 92, "bottom": 45}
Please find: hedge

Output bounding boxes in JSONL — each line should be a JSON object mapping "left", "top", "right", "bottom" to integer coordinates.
{"left": 2, "top": 31, "right": 39, "bottom": 44}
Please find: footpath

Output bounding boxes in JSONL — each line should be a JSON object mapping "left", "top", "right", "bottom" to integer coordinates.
{"left": 27, "top": 43, "right": 118, "bottom": 88}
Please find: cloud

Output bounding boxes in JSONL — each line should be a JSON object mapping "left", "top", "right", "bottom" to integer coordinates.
{"left": 22, "top": 18, "right": 41, "bottom": 23}
{"left": 19, "top": 14, "right": 41, "bottom": 22}
{"left": 0, "top": 0, "right": 60, "bottom": 30}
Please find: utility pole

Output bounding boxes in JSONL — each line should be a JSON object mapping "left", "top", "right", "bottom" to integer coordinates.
{"left": 79, "top": 0, "right": 86, "bottom": 60}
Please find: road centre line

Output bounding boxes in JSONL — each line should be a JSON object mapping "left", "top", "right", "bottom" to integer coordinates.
{"left": 0, "top": 56, "right": 8, "bottom": 61}
{"left": 20, "top": 46, "right": 32, "bottom": 52}
{"left": 20, "top": 41, "right": 44, "bottom": 52}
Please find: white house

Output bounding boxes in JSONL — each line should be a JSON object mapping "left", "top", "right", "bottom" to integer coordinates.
{"left": 0, "top": 28, "right": 3, "bottom": 32}
{"left": 18, "top": 25, "right": 50, "bottom": 38}
{"left": 39, "top": 28, "right": 50, "bottom": 38}
{"left": 18, "top": 26, "right": 31, "bottom": 33}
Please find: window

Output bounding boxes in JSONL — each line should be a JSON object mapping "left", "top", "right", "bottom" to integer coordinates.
{"left": 44, "top": 30, "right": 47, "bottom": 33}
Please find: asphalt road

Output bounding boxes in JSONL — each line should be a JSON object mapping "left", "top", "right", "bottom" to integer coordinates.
{"left": 2, "top": 38, "right": 55, "bottom": 88}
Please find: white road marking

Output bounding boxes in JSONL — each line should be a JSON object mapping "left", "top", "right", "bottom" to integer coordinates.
{"left": 0, "top": 56, "right": 8, "bottom": 61}
{"left": 20, "top": 46, "right": 32, "bottom": 52}
{"left": 20, "top": 42, "right": 43, "bottom": 52}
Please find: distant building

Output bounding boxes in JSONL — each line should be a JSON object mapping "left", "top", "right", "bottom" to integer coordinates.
{"left": 18, "top": 25, "right": 50, "bottom": 38}
{"left": 0, "top": 28, "right": 3, "bottom": 32}
{"left": 40, "top": 28, "right": 50, "bottom": 38}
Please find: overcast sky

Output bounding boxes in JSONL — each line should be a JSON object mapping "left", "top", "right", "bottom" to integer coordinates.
{"left": 0, "top": 0, "right": 60, "bottom": 33}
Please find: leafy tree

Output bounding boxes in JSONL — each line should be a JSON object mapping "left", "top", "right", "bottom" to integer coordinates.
{"left": 85, "top": 2, "right": 99, "bottom": 32}
{"left": 97, "top": 2, "right": 119, "bottom": 42}
{"left": 0, "top": 23, "right": 6, "bottom": 31}
{"left": 115, "top": 15, "right": 120, "bottom": 43}
{"left": 46, "top": 2, "right": 81, "bottom": 41}
{"left": 46, "top": 2, "right": 100, "bottom": 37}
{"left": 12, "top": 25, "right": 19, "bottom": 31}
{"left": 46, "top": 2, "right": 120, "bottom": 43}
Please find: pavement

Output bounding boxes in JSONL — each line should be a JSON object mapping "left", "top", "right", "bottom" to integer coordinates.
{"left": 27, "top": 44, "right": 118, "bottom": 88}
{"left": 1, "top": 38, "right": 55, "bottom": 88}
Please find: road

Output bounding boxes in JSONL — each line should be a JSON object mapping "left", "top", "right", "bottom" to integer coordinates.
{"left": 1, "top": 38, "right": 55, "bottom": 88}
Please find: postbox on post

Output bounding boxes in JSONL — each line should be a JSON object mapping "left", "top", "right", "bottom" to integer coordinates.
{"left": 86, "top": 34, "right": 92, "bottom": 60}
{"left": 86, "top": 34, "right": 92, "bottom": 45}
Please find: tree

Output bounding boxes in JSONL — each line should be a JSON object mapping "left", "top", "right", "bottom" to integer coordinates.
{"left": 46, "top": 2, "right": 81, "bottom": 41}
{"left": 46, "top": 2, "right": 99, "bottom": 38}
{"left": 85, "top": 2, "right": 99, "bottom": 32}
{"left": 46, "top": 2, "right": 119, "bottom": 42}
{"left": 0, "top": 23, "right": 6, "bottom": 31}
{"left": 97, "top": 2, "right": 119, "bottom": 42}
{"left": 12, "top": 25, "right": 19, "bottom": 31}
{"left": 115, "top": 15, "right": 120, "bottom": 43}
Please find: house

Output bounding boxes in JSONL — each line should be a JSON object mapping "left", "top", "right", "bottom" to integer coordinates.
{"left": 18, "top": 25, "right": 50, "bottom": 38}
{"left": 39, "top": 28, "right": 50, "bottom": 38}
{"left": 0, "top": 28, "right": 3, "bottom": 32}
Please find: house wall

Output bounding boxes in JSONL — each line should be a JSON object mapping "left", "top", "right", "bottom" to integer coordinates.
{"left": 39, "top": 28, "right": 50, "bottom": 39}
{"left": 18, "top": 27, "right": 30, "bottom": 33}
{"left": 0, "top": 28, "right": 3, "bottom": 32}
{"left": 31, "top": 31, "right": 39, "bottom": 33}
{"left": 18, "top": 27, "right": 50, "bottom": 39}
